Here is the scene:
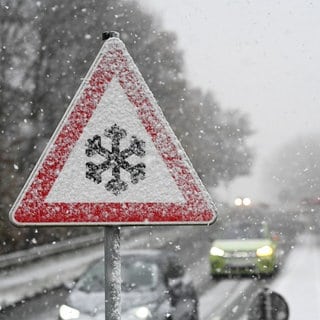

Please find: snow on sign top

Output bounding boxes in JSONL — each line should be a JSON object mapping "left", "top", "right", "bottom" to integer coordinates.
{"left": 9, "top": 36, "right": 217, "bottom": 226}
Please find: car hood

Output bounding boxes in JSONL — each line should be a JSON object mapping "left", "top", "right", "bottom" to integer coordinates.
{"left": 67, "top": 288, "right": 164, "bottom": 315}
{"left": 212, "top": 239, "right": 273, "bottom": 251}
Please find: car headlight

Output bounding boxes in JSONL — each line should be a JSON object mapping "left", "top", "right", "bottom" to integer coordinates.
{"left": 135, "top": 307, "right": 152, "bottom": 319}
{"left": 121, "top": 306, "right": 152, "bottom": 320}
{"left": 59, "top": 304, "right": 80, "bottom": 320}
{"left": 210, "top": 246, "right": 225, "bottom": 257}
{"left": 256, "top": 245, "right": 273, "bottom": 257}
{"left": 123, "top": 306, "right": 152, "bottom": 320}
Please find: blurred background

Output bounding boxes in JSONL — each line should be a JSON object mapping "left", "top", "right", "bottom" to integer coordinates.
{"left": 1, "top": 1, "right": 320, "bottom": 319}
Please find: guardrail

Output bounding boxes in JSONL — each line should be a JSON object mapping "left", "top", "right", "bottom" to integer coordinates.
{"left": 0, "top": 232, "right": 104, "bottom": 269}
{"left": 0, "top": 226, "right": 152, "bottom": 270}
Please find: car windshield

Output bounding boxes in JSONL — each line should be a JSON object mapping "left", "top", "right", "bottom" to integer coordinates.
{"left": 121, "top": 258, "right": 159, "bottom": 291}
{"left": 76, "top": 258, "right": 159, "bottom": 293}
{"left": 76, "top": 260, "right": 105, "bottom": 293}
{"left": 220, "top": 224, "right": 267, "bottom": 240}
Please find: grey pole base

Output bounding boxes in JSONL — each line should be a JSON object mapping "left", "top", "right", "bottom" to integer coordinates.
{"left": 104, "top": 227, "right": 121, "bottom": 320}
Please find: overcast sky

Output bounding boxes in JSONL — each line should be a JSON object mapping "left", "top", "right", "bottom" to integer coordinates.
{"left": 138, "top": 0, "right": 320, "bottom": 204}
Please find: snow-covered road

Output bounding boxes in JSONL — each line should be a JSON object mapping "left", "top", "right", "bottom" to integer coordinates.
{"left": 2, "top": 227, "right": 317, "bottom": 320}
{"left": 270, "top": 232, "right": 320, "bottom": 320}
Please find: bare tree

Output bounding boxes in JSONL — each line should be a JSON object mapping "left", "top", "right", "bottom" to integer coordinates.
{"left": 1, "top": 0, "right": 254, "bottom": 251}
{"left": 264, "top": 134, "right": 320, "bottom": 204}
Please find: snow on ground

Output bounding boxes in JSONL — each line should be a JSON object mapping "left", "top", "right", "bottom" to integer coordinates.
{"left": 0, "top": 226, "right": 191, "bottom": 309}
{"left": 199, "top": 279, "right": 252, "bottom": 320}
{"left": 5, "top": 229, "right": 319, "bottom": 319}
{"left": 271, "top": 232, "right": 320, "bottom": 319}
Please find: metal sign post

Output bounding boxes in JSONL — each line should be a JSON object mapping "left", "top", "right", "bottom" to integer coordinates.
{"left": 104, "top": 226, "right": 121, "bottom": 320}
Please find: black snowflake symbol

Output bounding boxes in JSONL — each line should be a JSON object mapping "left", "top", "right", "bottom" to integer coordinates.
{"left": 85, "top": 124, "right": 146, "bottom": 195}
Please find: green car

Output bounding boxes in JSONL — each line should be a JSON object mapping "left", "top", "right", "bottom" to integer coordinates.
{"left": 209, "top": 222, "right": 278, "bottom": 277}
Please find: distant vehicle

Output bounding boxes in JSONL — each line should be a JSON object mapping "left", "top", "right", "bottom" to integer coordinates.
{"left": 301, "top": 196, "right": 320, "bottom": 206}
{"left": 209, "top": 221, "right": 278, "bottom": 277}
{"left": 58, "top": 249, "right": 198, "bottom": 320}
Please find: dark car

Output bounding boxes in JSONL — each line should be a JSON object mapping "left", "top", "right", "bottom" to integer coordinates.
{"left": 58, "top": 249, "right": 198, "bottom": 320}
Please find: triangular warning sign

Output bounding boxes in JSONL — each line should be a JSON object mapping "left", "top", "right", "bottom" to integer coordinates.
{"left": 9, "top": 37, "right": 217, "bottom": 226}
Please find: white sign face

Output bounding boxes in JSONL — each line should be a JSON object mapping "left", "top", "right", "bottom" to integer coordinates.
{"left": 46, "top": 79, "right": 185, "bottom": 203}
{"left": 9, "top": 37, "right": 217, "bottom": 226}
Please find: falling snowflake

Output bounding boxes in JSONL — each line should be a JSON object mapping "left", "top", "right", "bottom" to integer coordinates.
{"left": 85, "top": 124, "right": 146, "bottom": 195}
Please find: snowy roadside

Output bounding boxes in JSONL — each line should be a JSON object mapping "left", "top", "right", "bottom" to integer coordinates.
{"left": 0, "top": 223, "right": 262, "bottom": 320}
{"left": 200, "top": 279, "right": 252, "bottom": 320}
{"left": 0, "top": 226, "right": 186, "bottom": 309}
{"left": 270, "top": 232, "right": 320, "bottom": 320}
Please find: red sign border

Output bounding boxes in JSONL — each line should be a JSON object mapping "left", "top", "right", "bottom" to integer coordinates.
{"left": 10, "top": 38, "right": 217, "bottom": 226}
